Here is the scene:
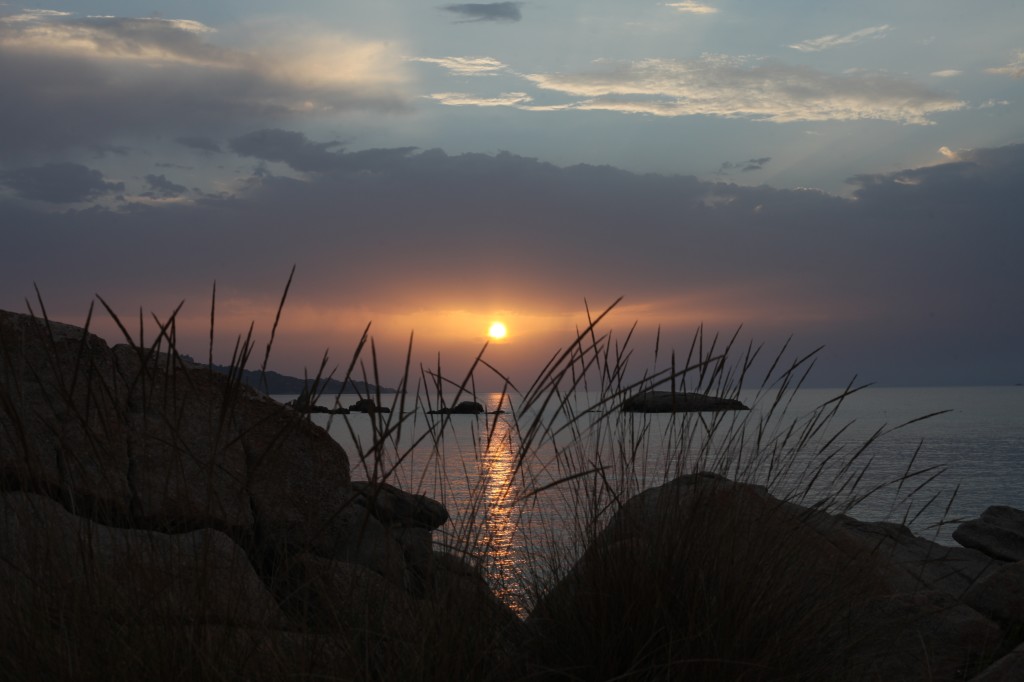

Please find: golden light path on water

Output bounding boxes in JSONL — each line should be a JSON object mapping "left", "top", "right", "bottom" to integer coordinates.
{"left": 475, "top": 412, "right": 521, "bottom": 609}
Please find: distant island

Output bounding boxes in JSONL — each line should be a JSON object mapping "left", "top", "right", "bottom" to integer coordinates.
{"left": 182, "top": 356, "right": 395, "bottom": 395}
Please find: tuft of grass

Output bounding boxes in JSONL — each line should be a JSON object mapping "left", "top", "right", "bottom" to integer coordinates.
{"left": 1, "top": 291, "right": 970, "bottom": 681}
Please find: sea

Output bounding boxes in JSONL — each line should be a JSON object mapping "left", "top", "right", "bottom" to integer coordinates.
{"left": 274, "top": 386, "right": 1024, "bottom": 608}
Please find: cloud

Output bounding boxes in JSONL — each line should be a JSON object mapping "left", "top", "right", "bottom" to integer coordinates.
{"left": 0, "top": 10, "right": 411, "bottom": 156}
{"left": 938, "top": 146, "right": 958, "bottom": 160}
{"left": 228, "top": 128, "right": 417, "bottom": 174}
{"left": 522, "top": 55, "right": 964, "bottom": 124}
{"left": 743, "top": 157, "right": 771, "bottom": 171}
{"left": 229, "top": 129, "right": 345, "bottom": 173}
{"left": 664, "top": 2, "right": 718, "bottom": 15}
{"left": 716, "top": 156, "right": 771, "bottom": 175}
{"left": 411, "top": 56, "right": 509, "bottom": 76}
{"left": 441, "top": 3, "right": 523, "bottom": 23}
{"left": 789, "top": 25, "right": 891, "bottom": 52}
{"left": 0, "top": 162, "right": 124, "bottom": 203}
{"left": 428, "top": 91, "right": 532, "bottom": 107}
{"left": 930, "top": 69, "right": 962, "bottom": 78}
{"left": 176, "top": 136, "right": 223, "bottom": 153}
{"left": 142, "top": 174, "right": 188, "bottom": 199}
{"left": 986, "top": 50, "right": 1024, "bottom": 77}
{"left": 5, "top": 138, "right": 1023, "bottom": 389}
{"left": 0, "top": 10, "right": 222, "bottom": 65}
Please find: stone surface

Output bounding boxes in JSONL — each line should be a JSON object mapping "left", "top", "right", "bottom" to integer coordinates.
{"left": 351, "top": 480, "right": 450, "bottom": 530}
{"left": 620, "top": 390, "right": 749, "bottom": 413}
{"left": 970, "top": 642, "right": 1024, "bottom": 681}
{"left": 0, "top": 308, "right": 355, "bottom": 548}
{"left": 530, "top": 472, "right": 1004, "bottom": 681}
{"left": 0, "top": 491, "right": 284, "bottom": 627}
{"left": 819, "top": 590, "right": 1001, "bottom": 681}
{"left": 955, "top": 506, "right": 1024, "bottom": 562}
{"left": 0, "top": 307, "right": 506, "bottom": 681}
{"left": 963, "top": 560, "right": 1024, "bottom": 626}
{"left": 0, "top": 310, "right": 133, "bottom": 518}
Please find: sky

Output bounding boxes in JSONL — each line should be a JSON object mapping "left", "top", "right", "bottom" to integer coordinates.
{"left": 1, "top": 1, "right": 1023, "bottom": 390}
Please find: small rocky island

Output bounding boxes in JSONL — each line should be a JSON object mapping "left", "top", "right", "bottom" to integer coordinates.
{"left": 622, "top": 390, "right": 749, "bottom": 413}
{"left": 1, "top": 308, "right": 1022, "bottom": 680}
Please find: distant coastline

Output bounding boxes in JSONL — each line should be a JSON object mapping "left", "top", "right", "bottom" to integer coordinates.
{"left": 185, "top": 357, "right": 395, "bottom": 395}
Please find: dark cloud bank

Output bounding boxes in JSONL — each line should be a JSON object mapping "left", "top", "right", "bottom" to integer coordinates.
{"left": 2, "top": 133, "right": 1022, "bottom": 387}
{"left": 441, "top": 3, "right": 523, "bottom": 23}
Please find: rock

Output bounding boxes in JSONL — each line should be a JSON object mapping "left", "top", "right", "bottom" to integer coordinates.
{"left": 0, "top": 310, "right": 133, "bottom": 519}
{"left": 284, "top": 390, "right": 350, "bottom": 414}
{"left": 970, "top": 642, "right": 1024, "bottom": 681}
{"left": 351, "top": 480, "right": 450, "bottom": 530}
{"left": 293, "top": 551, "right": 527, "bottom": 680}
{"left": 529, "top": 472, "right": 1002, "bottom": 681}
{"left": 0, "top": 308, "right": 451, "bottom": 585}
{"left": 838, "top": 516, "right": 1001, "bottom": 598}
{"left": 0, "top": 308, "right": 511, "bottom": 679}
{"left": 0, "top": 491, "right": 284, "bottom": 627}
{"left": 818, "top": 590, "right": 1001, "bottom": 682}
{"left": 620, "top": 390, "right": 749, "bottom": 413}
{"left": 955, "top": 506, "right": 1024, "bottom": 561}
{"left": 428, "top": 400, "right": 485, "bottom": 415}
{"left": 289, "top": 552, "right": 420, "bottom": 632}
{"left": 348, "top": 398, "right": 390, "bottom": 413}
{"left": 963, "top": 561, "right": 1024, "bottom": 626}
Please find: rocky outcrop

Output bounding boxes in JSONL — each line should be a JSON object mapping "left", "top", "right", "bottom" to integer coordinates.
{"left": 348, "top": 398, "right": 391, "bottom": 413}
{"left": 621, "top": 390, "right": 749, "bottom": 413}
{"left": 954, "top": 506, "right": 1024, "bottom": 561}
{"left": 1, "top": 490, "right": 285, "bottom": 627}
{"left": 0, "top": 308, "right": 521, "bottom": 680}
{"left": 528, "top": 472, "right": 1018, "bottom": 681}
{"left": 428, "top": 400, "right": 485, "bottom": 415}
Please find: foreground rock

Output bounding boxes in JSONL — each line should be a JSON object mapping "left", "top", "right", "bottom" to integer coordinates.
{"left": 621, "top": 390, "right": 749, "bottom": 413}
{"left": 0, "top": 308, "right": 521, "bottom": 680}
{"left": 529, "top": 472, "right": 1018, "bottom": 681}
{"left": 954, "top": 506, "right": 1024, "bottom": 561}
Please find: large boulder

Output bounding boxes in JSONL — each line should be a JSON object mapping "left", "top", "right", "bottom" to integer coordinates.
{"left": 0, "top": 312, "right": 133, "bottom": 518}
{"left": 962, "top": 560, "right": 1024, "bottom": 627}
{"left": 0, "top": 491, "right": 284, "bottom": 627}
{"left": 0, "top": 309, "right": 353, "bottom": 549}
{"left": 528, "top": 472, "right": 1003, "bottom": 681}
{"left": 0, "top": 308, "right": 492, "bottom": 679}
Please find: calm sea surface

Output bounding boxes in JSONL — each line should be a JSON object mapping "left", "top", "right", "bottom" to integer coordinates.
{"left": 275, "top": 386, "right": 1024, "bottom": 608}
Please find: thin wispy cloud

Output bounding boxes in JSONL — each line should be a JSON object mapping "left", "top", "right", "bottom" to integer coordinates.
{"left": 716, "top": 156, "right": 771, "bottom": 175}
{"left": 441, "top": 3, "right": 523, "bottom": 23}
{"left": 141, "top": 174, "right": 188, "bottom": 199}
{"left": 986, "top": 50, "right": 1024, "bottom": 77}
{"left": 0, "top": 10, "right": 222, "bottom": 65}
{"left": 930, "top": 69, "right": 962, "bottom": 78}
{"left": 664, "top": 2, "right": 718, "bottom": 14}
{"left": 521, "top": 55, "right": 964, "bottom": 124}
{"left": 789, "top": 25, "right": 891, "bottom": 53}
{"left": 428, "top": 91, "right": 532, "bottom": 107}
{"left": 411, "top": 56, "right": 508, "bottom": 76}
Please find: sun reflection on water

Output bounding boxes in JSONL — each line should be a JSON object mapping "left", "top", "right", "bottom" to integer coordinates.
{"left": 475, "top": 409, "right": 525, "bottom": 611}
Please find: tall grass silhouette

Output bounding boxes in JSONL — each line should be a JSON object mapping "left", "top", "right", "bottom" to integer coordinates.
{"left": 0, "top": 288, "right": 966, "bottom": 681}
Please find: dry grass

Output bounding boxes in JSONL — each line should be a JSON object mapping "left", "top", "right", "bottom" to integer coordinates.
{"left": 0, "top": 292, "right": 965, "bottom": 681}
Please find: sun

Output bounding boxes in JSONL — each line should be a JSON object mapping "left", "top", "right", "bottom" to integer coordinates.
{"left": 487, "top": 321, "right": 508, "bottom": 340}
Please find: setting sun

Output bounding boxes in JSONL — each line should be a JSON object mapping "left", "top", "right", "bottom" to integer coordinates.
{"left": 487, "top": 321, "right": 508, "bottom": 340}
